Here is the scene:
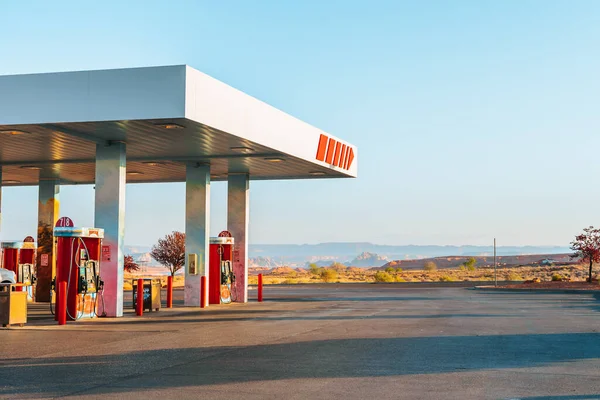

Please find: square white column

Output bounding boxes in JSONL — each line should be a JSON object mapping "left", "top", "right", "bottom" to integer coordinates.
{"left": 185, "top": 163, "right": 210, "bottom": 307}
{"left": 228, "top": 174, "right": 249, "bottom": 303}
{"left": 95, "top": 142, "right": 126, "bottom": 317}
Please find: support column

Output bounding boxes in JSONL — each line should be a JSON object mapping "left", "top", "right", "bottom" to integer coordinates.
{"left": 227, "top": 174, "right": 249, "bottom": 303}
{"left": 184, "top": 163, "right": 210, "bottom": 307}
{"left": 95, "top": 142, "right": 126, "bottom": 317}
{"left": 36, "top": 179, "right": 60, "bottom": 302}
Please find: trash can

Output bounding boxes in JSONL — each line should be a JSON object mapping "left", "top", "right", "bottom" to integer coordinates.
{"left": 132, "top": 278, "right": 161, "bottom": 312}
{"left": 0, "top": 284, "right": 27, "bottom": 327}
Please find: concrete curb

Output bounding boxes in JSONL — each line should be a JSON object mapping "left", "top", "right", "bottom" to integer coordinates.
{"left": 471, "top": 286, "right": 600, "bottom": 294}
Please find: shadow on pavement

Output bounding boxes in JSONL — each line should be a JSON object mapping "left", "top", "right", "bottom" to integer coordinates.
{"left": 74, "top": 312, "right": 521, "bottom": 326}
{"left": 2, "top": 332, "right": 600, "bottom": 397}
{"left": 266, "top": 296, "right": 443, "bottom": 302}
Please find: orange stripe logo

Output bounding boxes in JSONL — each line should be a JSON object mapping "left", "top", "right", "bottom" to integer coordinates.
{"left": 315, "top": 134, "right": 354, "bottom": 170}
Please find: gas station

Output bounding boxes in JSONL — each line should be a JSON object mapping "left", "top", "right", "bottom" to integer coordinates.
{"left": 0, "top": 65, "right": 357, "bottom": 320}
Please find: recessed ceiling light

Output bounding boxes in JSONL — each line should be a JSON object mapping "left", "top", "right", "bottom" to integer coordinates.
{"left": 309, "top": 171, "right": 326, "bottom": 176}
{"left": 142, "top": 162, "right": 166, "bottom": 166}
{"left": 264, "top": 157, "right": 285, "bottom": 162}
{"left": 20, "top": 165, "right": 41, "bottom": 170}
{"left": 2, "top": 180, "right": 21, "bottom": 184}
{"left": 154, "top": 123, "right": 184, "bottom": 130}
{"left": 0, "top": 130, "right": 29, "bottom": 135}
{"left": 127, "top": 171, "right": 144, "bottom": 176}
{"left": 230, "top": 146, "right": 254, "bottom": 153}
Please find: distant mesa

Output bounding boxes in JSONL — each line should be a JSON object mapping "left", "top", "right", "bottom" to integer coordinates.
{"left": 349, "top": 252, "right": 389, "bottom": 267}
{"left": 377, "top": 253, "right": 575, "bottom": 271}
{"left": 248, "top": 266, "right": 270, "bottom": 276}
{"left": 249, "top": 256, "right": 283, "bottom": 269}
{"left": 269, "top": 266, "right": 297, "bottom": 275}
{"left": 125, "top": 242, "right": 573, "bottom": 271}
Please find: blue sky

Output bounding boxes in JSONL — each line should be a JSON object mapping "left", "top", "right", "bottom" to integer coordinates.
{"left": 1, "top": 0, "right": 599, "bottom": 246}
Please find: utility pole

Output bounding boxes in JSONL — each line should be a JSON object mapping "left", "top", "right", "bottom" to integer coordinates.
{"left": 494, "top": 238, "right": 497, "bottom": 287}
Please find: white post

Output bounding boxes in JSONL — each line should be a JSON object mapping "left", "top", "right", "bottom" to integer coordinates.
{"left": 494, "top": 238, "right": 497, "bottom": 287}
{"left": 228, "top": 174, "right": 249, "bottom": 303}
{"left": 95, "top": 142, "right": 126, "bottom": 317}
{"left": 184, "top": 163, "right": 210, "bottom": 307}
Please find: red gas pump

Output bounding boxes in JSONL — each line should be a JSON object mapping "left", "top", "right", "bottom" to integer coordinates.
{"left": 209, "top": 232, "right": 235, "bottom": 305}
{"left": 19, "top": 236, "right": 37, "bottom": 300}
{"left": 1, "top": 242, "right": 21, "bottom": 283}
{"left": 54, "top": 218, "right": 104, "bottom": 321}
{"left": 19, "top": 236, "right": 36, "bottom": 266}
{"left": 1, "top": 239, "right": 36, "bottom": 296}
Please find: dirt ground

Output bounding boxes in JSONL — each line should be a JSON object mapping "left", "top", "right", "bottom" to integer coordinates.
{"left": 125, "top": 263, "right": 595, "bottom": 287}
{"left": 248, "top": 263, "right": 594, "bottom": 285}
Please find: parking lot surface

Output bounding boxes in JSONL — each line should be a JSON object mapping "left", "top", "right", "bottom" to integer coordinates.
{"left": 2, "top": 284, "right": 600, "bottom": 399}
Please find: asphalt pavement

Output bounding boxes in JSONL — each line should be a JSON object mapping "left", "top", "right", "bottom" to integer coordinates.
{"left": 2, "top": 284, "right": 600, "bottom": 399}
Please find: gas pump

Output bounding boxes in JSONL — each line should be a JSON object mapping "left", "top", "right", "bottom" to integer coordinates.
{"left": 1, "top": 242, "right": 21, "bottom": 284}
{"left": 53, "top": 223, "right": 105, "bottom": 320}
{"left": 209, "top": 233, "right": 235, "bottom": 305}
{"left": 19, "top": 236, "right": 37, "bottom": 301}
{"left": 1, "top": 240, "right": 37, "bottom": 300}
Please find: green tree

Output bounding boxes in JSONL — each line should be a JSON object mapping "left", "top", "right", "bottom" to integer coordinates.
{"left": 385, "top": 266, "right": 395, "bottom": 274}
{"left": 374, "top": 271, "right": 395, "bottom": 282}
{"left": 308, "top": 263, "right": 320, "bottom": 275}
{"left": 320, "top": 268, "right": 339, "bottom": 283}
{"left": 464, "top": 257, "right": 477, "bottom": 271}
{"left": 423, "top": 261, "right": 437, "bottom": 272}
{"left": 396, "top": 267, "right": 403, "bottom": 273}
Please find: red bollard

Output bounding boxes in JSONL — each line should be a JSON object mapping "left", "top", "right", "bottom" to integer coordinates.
{"left": 57, "top": 281, "right": 67, "bottom": 325}
{"left": 200, "top": 276, "right": 207, "bottom": 308}
{"left": 258, "top": 273, "right": 263, "bottom": 302}
{"left": 136, "top": 278, "right": 144, "bottom": 316}
{"left": 166, "top": 275, "right": 173, "bottom": 308}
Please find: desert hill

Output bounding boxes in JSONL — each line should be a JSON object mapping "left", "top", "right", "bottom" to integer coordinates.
{"left": 377, "top": 253, "right": 574, "bottom": 271}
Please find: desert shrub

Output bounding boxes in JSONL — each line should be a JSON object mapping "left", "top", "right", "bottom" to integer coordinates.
{"left": 439, "top": 275, "right": 454, "bottom": 282}
{"left": 320, "top": 268, "right": 339, "bottom": 283}
{"left": 459, "top": 265, "right": 466, "bottom": 271}
{"left": 309, "top": 263, "right": 320, "bottom": 275}
{"left": 551, "top": 273, "right": 563, "bottom": 282}
{"left": 374, "top": 271, "right": 395, "bottom": 283}
{"left": 396, "top": 267, "right": 403, "bottom": 273}
{"left": 385, "top": 266, "right": 396, "bottom": 274}
{"left": 424, "top": 261, "right": 437, "bottom": 272}
{"left": 281, "top": 279, "right": 298, "bottom": 284}
{"left": 395, "top": 276, "right": 406, "bottom": 282}
{"left": 464, "top": 257, "right": 477, "bottom": 271}
{"left": 507, "top": 273, "right": 522, "bottom": 281}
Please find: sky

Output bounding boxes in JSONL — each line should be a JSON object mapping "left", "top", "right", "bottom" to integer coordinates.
{"left": 0, "top": 0, "right": 599, "bottom": 247}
